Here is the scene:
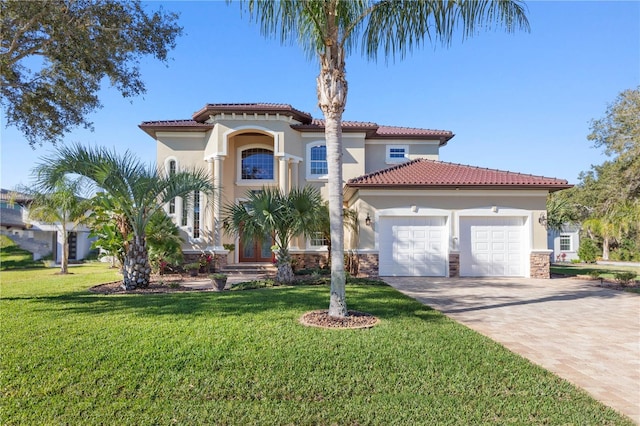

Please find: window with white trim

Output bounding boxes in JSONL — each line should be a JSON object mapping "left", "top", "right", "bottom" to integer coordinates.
{"left": 559, "top": 234, "right": 571, "bottom": 251}
{"left": 241, "top": 148, "right": 274, "bottom": 180}
{"left": 306, "top": 142, "right": 328, "bottom": 179}
{"left": 386, "top": 145, "right": 409, "bottom": 163}
{"left": 309, "top": 232, "right": 329, "bottom": 247}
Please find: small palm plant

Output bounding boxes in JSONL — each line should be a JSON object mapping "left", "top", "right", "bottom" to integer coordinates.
{"left": 223, "top": 186, "right": 324, "bottom": 283}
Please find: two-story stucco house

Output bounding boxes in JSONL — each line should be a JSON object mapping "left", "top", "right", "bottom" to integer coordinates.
{"left": 140, "top": 103, "right": 571, "bottom": 278}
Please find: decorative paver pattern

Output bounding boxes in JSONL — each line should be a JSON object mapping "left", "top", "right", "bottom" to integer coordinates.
{"left": 383, "top": 276, "right": 640, "bottom": 424}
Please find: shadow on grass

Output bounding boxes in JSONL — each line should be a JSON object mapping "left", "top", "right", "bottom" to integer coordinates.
{"left": 7, "top": 284, "right": 446, "bottom": 325}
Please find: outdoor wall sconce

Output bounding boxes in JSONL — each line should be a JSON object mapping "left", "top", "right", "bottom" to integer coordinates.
{"left": 365, "top": 213, "right": 372, "bottom": 226}
{"left": 491, "top": 205, "right": 498, "bottom": 213}
{"left": 538, "top": 213, "right": 548, "bottom": 228}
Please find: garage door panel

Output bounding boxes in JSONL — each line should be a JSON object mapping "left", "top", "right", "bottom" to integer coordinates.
{"left": 379, "top": 217, "right": 448, "bottom": 277}
{"left": 460, "top": 217, "right": 525, "bottom": 277}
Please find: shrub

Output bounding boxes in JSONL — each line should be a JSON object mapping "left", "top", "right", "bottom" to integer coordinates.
{"left": 614, "top": 271, "right": 637, "bottom": 286}
{"left": 587, "top": 270, "right": 601, "bottom": 279}
{"left": 578, "top": 238, "right": 599, "bottom": 263}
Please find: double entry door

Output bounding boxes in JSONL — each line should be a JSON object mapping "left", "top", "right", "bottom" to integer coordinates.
{"left": 239, "top": 234, "right": 273, "bottom": 262}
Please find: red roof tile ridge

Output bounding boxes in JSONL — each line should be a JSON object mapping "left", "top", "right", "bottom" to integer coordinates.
{"left": 377, "top": 124, "right": 453, "bottom": 135}
{"left": 425, "top": 158, "right": 568, "bottom": 181}
{"left": 347, "top": 158, "right": 422, "bottom": 184}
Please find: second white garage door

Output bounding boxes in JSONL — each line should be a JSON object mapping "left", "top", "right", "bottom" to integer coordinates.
{"left": 379, "top": 216, "right": 447, "bottom": 277}
{"left": 460, "top": 217, "right": 525, "bottom": 277}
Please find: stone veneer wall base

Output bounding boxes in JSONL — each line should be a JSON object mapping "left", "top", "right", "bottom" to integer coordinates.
{"left": 530, "top": 251, "right": 551, "bottom": 279}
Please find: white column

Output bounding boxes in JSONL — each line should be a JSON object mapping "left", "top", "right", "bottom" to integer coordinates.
{"left": 205, "top": 158, "right": 215, "bottom": 248}
{"left": 213, "top": 155, "right": 224, "bottom": 249}
{"left": 290, "top": 159, "right": 300, "bottom": 190}
{"left": 279, "top": 156, "right": 289, "bottom": 193}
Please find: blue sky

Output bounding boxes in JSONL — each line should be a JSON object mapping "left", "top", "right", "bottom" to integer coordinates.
{"left": 1, "top": 1, "right": 639, "bottom": 190}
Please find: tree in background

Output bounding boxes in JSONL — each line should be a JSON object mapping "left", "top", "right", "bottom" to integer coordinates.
{"left": 24, "top": 177, "right": 92, "bottom": 274}
{"left": 34, "top": 144, "right": 213, "bottom": 290}
{"left": 547, "top": 87, "right": 640, "bottom": 261}
{"left": 1, "top": 0, "right": 182, "bottom": 146}
{"left": 223, "top": 186, "right": 325, "bottom": 283}
{"left": 240, "top": 0, "right": 529, "bottom": 317}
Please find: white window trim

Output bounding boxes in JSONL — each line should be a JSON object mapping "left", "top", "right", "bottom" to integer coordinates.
{"left": 163, "top": 157, "right": 179, "bottom": 217}
{"left": 307, "top": 231, "right": 329, "bottom": 250}
{"left": 306, "top": 141, "right": 328, "bottom": 181}
{"left": 559, "top": 234, "right": 572, "bottom": 251}
{"left": 386, "top": 144, "right": 409, "bottom": 164}
{"left": 236, "top": 144, "right": 277, "bottom": 186}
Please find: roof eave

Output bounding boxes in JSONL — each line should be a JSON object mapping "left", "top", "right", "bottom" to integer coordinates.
{"left": 345, "top": 183, "right": 573, "bottom": 191}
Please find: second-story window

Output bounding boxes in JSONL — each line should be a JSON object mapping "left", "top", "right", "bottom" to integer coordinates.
{"left": 386, "top": 145, "right": 409, "bottom": 163}
{"left": 241, "top": 148, "right": 274, "bottom": 180}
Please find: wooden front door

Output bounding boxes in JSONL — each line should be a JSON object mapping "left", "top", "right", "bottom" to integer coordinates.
{"left": 239, "top": 234, "right": 273, "bottom": 263}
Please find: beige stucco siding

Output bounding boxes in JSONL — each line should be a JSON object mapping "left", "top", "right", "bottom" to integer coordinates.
{"left": 365, "top": 141, "right": 439, "bottom": 173}
{"left": 350, "top": 189, "right": 549, "bottom": 251}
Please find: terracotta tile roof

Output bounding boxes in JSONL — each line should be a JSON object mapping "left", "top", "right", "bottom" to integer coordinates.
{"left": 192, "top": 103, "right": 313, "bottom": 123}
{"left": 292, "top": 120, "right": 453, "bottom": 143}
{"left": 138, "top": 119, "right": 214, "bottom": 138}
{"left": 140, "top": 103, "right": 454, "bottom": 143}
{"left": 347, "top": 158, "right": 571, "bottom": 191}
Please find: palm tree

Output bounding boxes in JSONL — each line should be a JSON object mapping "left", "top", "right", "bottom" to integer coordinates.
{"left": 223, "top": 186, "right": 324, "bottom": 283}
{"left": 24, "top": 177, "right": 92, "bottom": 274}
{"left": 34, "top": 144, "right": 213, "bottom": 290}
{"left": 241, "top": 0, "right": 530, "bottom": 317}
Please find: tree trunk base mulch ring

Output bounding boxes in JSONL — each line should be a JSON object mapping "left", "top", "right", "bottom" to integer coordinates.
{"left": 299, "top": 310, "right": 379, "bottom": 329}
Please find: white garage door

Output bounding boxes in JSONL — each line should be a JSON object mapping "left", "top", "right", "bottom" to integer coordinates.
{"left": 460, "top": 217, "right": 525, "bottom": 277}
{"left": 379, "top": 216, "right": 447, "bottom": 276}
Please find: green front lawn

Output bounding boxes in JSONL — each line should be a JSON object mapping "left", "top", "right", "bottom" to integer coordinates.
{"left": 1, "top": 264, "right": 632, "bottom": 425}
{"left": 552, "top": 262, "right": 639, "bottom": 278}
{"left": 0, "top": 235, "right": 43, "bottom": 271}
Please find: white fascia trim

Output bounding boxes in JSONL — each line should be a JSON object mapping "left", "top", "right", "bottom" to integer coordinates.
{"left": 156, "top": 131, "right": 206, "bottom": 139}
{"left": 376, "top": 207, "right": 451, "bottom": 218}
{"left": 300, "top": 132, "right": 367, "bottom": 139}
{"left": 210, "top": 113, "right": 302, "bottom": 124}
{"left": 456, "top": 207, "right": 532, "bottom": 217}
{"left": 359, "top": 189, "right": 550, "bottom": 197}
{"left": 365, "top": 139, "right": 440, "bottom": 145}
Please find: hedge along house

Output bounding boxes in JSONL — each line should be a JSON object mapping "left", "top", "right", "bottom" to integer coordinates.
{"left": 140, "top": 103, "right": 571, "bottom": 278}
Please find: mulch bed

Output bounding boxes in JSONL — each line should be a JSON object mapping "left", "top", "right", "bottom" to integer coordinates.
{"left": 89, "top": 274, "right": 201, "bottom": 294}
{"left": 299, "top": 310, "right": 379, "bottom": 329}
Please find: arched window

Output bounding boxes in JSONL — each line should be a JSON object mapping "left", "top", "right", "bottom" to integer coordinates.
{"left": 307, "top": 143, "right": 328, "bottom": 179}
{"left": 241, "top": 148, "right": 274, "bottom": 180}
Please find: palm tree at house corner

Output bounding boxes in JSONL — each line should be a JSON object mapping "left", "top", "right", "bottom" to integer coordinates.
{"left": 240, "top": 0, "right": 529, "bottom": 317}
{"left": 34, "top": 144, "right": 214, "bottom": 290}
{"left": 223, "top": 186, "right": 325, "bottom": 283}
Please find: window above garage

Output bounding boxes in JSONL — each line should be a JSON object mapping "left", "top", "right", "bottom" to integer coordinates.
{"left": 386, "top": 145, "right": 409, "bottom": 164}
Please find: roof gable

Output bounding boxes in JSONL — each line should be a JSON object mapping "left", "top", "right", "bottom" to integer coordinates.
{"left": 347, "top": 159, "right": 572, "bottom": 191}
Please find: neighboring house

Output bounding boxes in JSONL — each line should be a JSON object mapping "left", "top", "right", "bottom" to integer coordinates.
{"left": 0, "top": 189, "right": 94, "bottom": 262}
{"left": 547, "top": 224, "right": 581, "bottom": 262}
{"left": 140, "top": 103, "right": 571, "bottom": 278}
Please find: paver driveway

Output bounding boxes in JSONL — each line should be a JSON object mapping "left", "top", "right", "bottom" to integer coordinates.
{"left": 383, "top": 276, "right": 640, "bottom": 424}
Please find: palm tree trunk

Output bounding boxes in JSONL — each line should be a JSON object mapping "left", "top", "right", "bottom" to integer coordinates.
{"left": 60, "top": 226, "right": 69, "bottom": 274}
{"left": 122, "top": 235, "right": 151, "bottom": 290}
{"left": 602, "top": 237, "right": 611, "bottom": 260}
{"left": 275, "top": 247, "right": 294, "bottom": 283}
{"left": 318, "top": 33, "right": 348, "bottom": 317}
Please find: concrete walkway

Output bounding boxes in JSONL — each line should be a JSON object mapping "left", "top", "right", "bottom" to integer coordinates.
{"left": 382, "top": 276, "right": 640, "bottom": 424}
